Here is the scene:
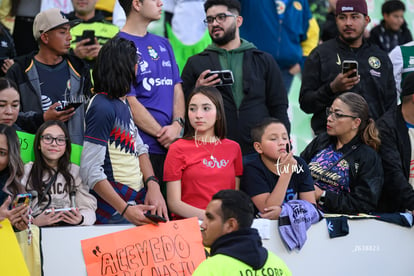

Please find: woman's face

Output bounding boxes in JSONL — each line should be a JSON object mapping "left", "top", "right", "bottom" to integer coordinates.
{"left": 188, "top": 93, "right": 217, "bottom": 138}
{"left": 0, "top": 88, "right": 20, "bottom": 126}
{"left": 39, "top": 125, "right": 67, "bottom": 167}
{"left": 0, "top": 134, "right": 9, "bottom": 172}
{"left": 326, "top": 99, "right": 359, "bottom": 138}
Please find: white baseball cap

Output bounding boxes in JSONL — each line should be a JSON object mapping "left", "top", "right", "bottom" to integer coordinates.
{"left": 33, "top": 8, "right": 80, "bottom": 40}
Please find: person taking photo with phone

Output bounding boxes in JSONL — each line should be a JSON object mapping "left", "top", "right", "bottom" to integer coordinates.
{"left": 181, "top": 0, "right": 290, "bottom": 163}
{"left": 21, "top": 121, "right": 97, "bottom": 226}
{"left": 299, "top": 0, "right": 396, "bottom": 135}
{"left": 65, "top": 0, "right": 119, "bottom": 67}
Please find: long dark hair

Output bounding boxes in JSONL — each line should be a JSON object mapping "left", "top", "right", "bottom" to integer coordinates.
{"left": 0, "top": 124, "right": 24, "bottom": 196}
{"left": 337, "top": 92, "right": 381, "bottom": 151}
{"left": 93, "top": 37, "right": 137, "bottom": 98}
{"left": 183, "top": 86, "right": 227, "bottom": 140}
{"left": 27, "top": 121, "right": 74, "bottom": 200}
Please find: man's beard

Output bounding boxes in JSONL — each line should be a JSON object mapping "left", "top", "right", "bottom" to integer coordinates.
{"left": 211, "top": 26, "right": 237, "bottom": 46}
{"left": 339, "top": 28, "right": 365, "bottom": 45}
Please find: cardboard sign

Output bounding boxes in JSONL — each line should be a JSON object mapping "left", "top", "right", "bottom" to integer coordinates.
{"left": 17, "top": 131, "right": 83, "bottom": 165}
{"left": 0, "top": 219, "right": 30, "bottom": 276}
{"left": 81, "top": 218, "right": 206, "bottom": 276}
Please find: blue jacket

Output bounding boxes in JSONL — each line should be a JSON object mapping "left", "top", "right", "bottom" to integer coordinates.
{"left": 239, "top": 0, "right": 311, "bottom": 70}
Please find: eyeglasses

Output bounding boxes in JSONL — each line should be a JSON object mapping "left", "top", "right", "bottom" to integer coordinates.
{"left": 41, "top": 135, "right": 67, "bottom": 146}
{"left": 326, "top": 108, "right": 358, "bottom": 120}
{"left": 204, "top": 13, "right": 237, "bottom": 24}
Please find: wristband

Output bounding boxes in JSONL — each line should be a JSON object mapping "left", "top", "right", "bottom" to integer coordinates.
{"left": 121, "top": 203, "right": 131, "bottom": 217}
{"left": 144, "top": 175, "right": 159, "bottom": 189}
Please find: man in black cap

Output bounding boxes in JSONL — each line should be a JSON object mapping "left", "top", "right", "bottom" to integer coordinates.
{"left": 299, "top": 0, "right": 396, "bottom": 134}
{"left": 6, "top": 8, "right": 91, "bottom": 145}
{"left": 377, "top": 72, "right": 414, "bottom": 214}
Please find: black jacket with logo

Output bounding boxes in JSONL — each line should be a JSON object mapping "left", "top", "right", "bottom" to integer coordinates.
{"left": 299, "top": 37, "right": 396, "bottom": 134}
{"left": 301, "top": 133, "right": 384, "bottom": 214}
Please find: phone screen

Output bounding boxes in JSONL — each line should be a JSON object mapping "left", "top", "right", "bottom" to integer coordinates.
{"left": 342, "top": 61, "right": 358, "bottom": 78}
{"left": 82, "top": 30, "right": 95, "bottom": 46}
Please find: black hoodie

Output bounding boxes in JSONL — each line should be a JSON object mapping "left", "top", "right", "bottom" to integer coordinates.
{"left": 210, "top": 228, "right": 268, "bottom": 270}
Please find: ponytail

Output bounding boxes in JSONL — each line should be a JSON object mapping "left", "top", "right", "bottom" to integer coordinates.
{"left": 361, "top": 118, "right": 381, "bottom": 151}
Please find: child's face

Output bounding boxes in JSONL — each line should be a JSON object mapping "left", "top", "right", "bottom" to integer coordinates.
{"left": 0, "top": 134, "right": 9, "bottom": 172}
{"left": 384, "top": 10, "right": 405, "bottom": 32}
{"left": 255, "top": 123, "right": 289, "bottom": 161}
{"left": 39, "top": 125, "right": 66, "bottom": 166}
{"left": 188, "top": 93, "right": 217, "bottom": 138}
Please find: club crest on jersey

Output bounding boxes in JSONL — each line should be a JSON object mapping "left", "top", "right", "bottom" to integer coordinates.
{"left": 368, "top": 56, "right": 381, "bottom": 69}
{"left": 147, "top": 46, "right": 159, "bottom": 60}
{"left": 276, "top": 0, "right": 286, "bottom": 14}
{"left": 293, "top": 1, "right": 303, "bottom": 11}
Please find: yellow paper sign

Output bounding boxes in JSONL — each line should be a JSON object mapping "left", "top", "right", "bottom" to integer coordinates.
{"left": 81, "top": 218, "right": 206, "bottom": 276}
{"left": 0, "top": 219, "right": 30, "bottom": 276}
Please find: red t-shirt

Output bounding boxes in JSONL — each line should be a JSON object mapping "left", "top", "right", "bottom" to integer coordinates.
{"left": 164, "top": 138, "right": 243, "bottom": 213}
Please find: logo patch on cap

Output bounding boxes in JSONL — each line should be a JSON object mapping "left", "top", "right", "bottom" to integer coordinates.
{"left": 341, "top": 6, "right": 354, "bottom": 12}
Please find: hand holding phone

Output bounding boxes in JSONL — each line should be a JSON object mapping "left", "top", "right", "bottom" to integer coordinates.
{"left": 55, "top": 101, "right": 83, "bottom": 111}
{"left": 81, "top": 30, "right": 95, "bottom": 46}
{"left": 204, "top": 70, "right": 234, "bottom": 86}
{"left": 145, "top": 211, "right": 167, "bottom": 223}
{"left": 342, "top": 60, "right": 358, "bottom": 78}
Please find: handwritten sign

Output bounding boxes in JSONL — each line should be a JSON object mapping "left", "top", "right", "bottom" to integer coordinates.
{"left": 81, "top": 218, "right": 206, "bottom": 276}
{"left": 17, "top": 131, "right": 83, "bottom": 165}
{"left": 0, "top": 219, "right": 30, "bottom": 276}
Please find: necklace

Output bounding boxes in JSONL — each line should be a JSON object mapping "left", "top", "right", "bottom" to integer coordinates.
{"left": 195, "top": 137, "right": 220, "bottom": 161}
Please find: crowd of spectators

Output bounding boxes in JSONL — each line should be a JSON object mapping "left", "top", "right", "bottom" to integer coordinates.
{"left": 1, "top": 0, "right": 414, "bottom": 274}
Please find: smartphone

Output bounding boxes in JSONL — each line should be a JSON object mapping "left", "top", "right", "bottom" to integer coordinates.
{"left": 145, "top": 211, "right": 167, "bottom": 223}
{"left": 205, "top": 70, "right": 234, "bottom": 86}
{"left": 81, "top": 30, "right": 95, "bottom": 46}
{"left": 55, "top": 101, "right": 83, "bottom": 111}
{"left": 13, "top": 193, "right": 32, "bottom": 208}
{"left": 45, "top": 208, "right": 72, "bottom": 214}
{"left": 342, "top": 60, "right": 358, "bottom": 78}
{"left": 286, "top": 143, "right": 290, "bottom": 153}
